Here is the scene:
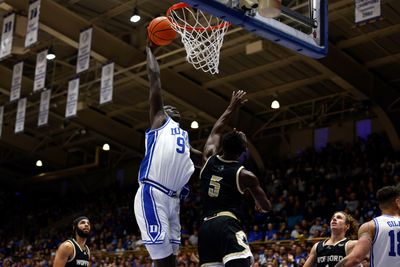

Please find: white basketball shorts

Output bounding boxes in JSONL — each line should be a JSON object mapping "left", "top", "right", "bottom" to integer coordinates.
{"left": 134, "top": 183, "right": 181, "bottom": 259}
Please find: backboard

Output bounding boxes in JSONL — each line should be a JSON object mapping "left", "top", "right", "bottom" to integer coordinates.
{"left": 180, "top": 0, "right": 328, "bottom": 58}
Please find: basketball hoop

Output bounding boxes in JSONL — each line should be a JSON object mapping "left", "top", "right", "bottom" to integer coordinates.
{"left": 167, "top": 2, "right": 231, "bottom": 74}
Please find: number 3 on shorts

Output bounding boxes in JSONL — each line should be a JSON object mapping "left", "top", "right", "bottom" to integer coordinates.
{"left": 208, "top": 175, "right": 223, "bottom": 197}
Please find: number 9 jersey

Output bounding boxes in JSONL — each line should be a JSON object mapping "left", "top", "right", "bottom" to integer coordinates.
{"left": 138, "top": 116, "right": 194, "bottom": 191}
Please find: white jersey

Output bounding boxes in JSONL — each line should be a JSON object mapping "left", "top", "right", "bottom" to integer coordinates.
{"left": 370, "top": 215, "right": 400, "bottom": 267}
{"left": 138, "top": 117, "right": 194, "bottom": 191}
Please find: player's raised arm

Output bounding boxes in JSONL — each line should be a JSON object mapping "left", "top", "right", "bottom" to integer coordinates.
{"left": 146, "top": 46, "right": 165, "bottom": 127}
{"left": 202, "top": 90, "right": 247, "bottom": 162}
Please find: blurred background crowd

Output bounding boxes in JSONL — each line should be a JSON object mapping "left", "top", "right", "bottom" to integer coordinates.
{"left": 1, "top": 134, "right": 399, "bottom": 266}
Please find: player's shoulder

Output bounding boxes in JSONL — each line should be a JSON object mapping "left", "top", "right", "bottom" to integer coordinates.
{"left": 59, "top": 239, "right": 75, "bottom": 251}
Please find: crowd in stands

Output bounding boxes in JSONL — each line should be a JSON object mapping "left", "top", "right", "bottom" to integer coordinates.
{"left": 1, "top": 133, "right": 399, "bottom": 266}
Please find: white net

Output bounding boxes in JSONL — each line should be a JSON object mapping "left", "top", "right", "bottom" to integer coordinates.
{"left": 167, "top": 3, "right": 230, "bottom": 75}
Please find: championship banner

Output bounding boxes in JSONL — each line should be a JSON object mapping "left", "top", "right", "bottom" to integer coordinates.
{"left": 100, "top": 61, "right": 114, "bottom": 105}
{"left": 10, "top": 61, "right": 23, "bottom": 102}
{"left": 33, "top": 49, "right": 48, "bottom": 92}
{"left": 355, "top": 0, "right": 381, "bottom": 24}
{"left": 76, "top": 27, "right": 92, "bottom": 73}
{"left": 65, "top": 77, "right": 80, "bottom": 118}
{"left": 25, "top": 0, "right": 41, "bottom": 48}
{"left": 0, "top": 106, "right": 3, "bottom": 138}
{"left": 38, "top": 89, "right": 51, "bottom": 127}
{"left": 15, "top": 97, "right": 27, "bottom": 133}
{"left": 0, "top": 13, "right": 15, "bottom": 60}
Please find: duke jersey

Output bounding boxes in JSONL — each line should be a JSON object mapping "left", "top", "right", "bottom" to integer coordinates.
{"left": 316, "top": 238, "right": 348, "bottom": 267}
{"left": 200, "top": 155, "right": 245, "bottom": 218}
{"left": 138, "top": 117, "right": 194, "bottom": 191}
{"left": 371, "top": 215, "right": 400, "bottom": 266}
{"left": 65, "top": 238, "right": 90, "bottom": 267}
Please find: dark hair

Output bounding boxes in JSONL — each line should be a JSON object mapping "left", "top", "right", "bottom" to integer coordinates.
{"left": 376, "top": 186, "right": 400, "bottom": 207}
{"left": 72, "top": 216, "right": 89, "bottom": 234}
{"left": 221, "top": 131, "right": 246, "bottom": 156}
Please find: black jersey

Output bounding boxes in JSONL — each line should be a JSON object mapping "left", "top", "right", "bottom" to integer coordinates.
{"left": 66, "top": 238, "right": 90, "bottom": 267}
{"left": 316, "top": 238, "right": 348, "bottom": 267}
{"left": 200, "top": 155, "right": 244, "bottom": 218}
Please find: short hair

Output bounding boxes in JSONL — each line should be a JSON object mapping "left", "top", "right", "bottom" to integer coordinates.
{"left": 376, "top": 186, "right": 400, "bottom": 207}
{"left": 221, "top": 131, "right": 246, "bottom": 156}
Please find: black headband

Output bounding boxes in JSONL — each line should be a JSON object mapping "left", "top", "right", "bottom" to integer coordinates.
{"left": 73, "top": 216, "right": 89, "bottom": 228}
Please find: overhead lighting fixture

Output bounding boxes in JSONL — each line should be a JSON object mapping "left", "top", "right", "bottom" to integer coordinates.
{"left": 190, "top": 120, "right": 199, "bottom": 129}
{"left": 271, "top": 100, "right": 280, "bottom": 109}
{"left": 36, "top": 160, "right": 43, "bottom": 167}
{"left": 130, "top": 7, "right": 141, "bottom": 23}
{"left": 46, "top": 49, "right": 56, "bottom": 60}
{"left": 102, "top": 143, "right": 110, "bottom": 151}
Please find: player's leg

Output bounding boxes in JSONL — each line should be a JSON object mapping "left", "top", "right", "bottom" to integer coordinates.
{"left": 153, "top": 254, "right": 176, "bottom": 267}
{"left": 134, "top": 185, "right": 175, "bottom": 264}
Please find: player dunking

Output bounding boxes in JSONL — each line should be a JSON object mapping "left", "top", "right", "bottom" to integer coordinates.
{"left": 53, "top": 216, "right": 91, "bottom": 267}
{"left": 303, "top": 211, "right": 359, "bottom": 267}
{"left": 335, "top": 186, "right": 400, "bottom": 267}
{"left": 134, "top": 46, "right": 201, "bottom": 267}
{"left": 198, "top": 90, "right": 272, "bottom": 267}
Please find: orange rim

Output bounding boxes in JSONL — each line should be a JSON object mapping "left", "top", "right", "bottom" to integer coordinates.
{"left": 166, "top": 2, "right": 231, "bottom": 32}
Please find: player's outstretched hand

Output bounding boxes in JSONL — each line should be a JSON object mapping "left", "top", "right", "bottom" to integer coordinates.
{"left": 229, "top": 90, "right": 248, "bottom": 110}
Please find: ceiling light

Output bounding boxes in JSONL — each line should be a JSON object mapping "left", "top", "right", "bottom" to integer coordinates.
{"left": 271, "top": 100, "right": 280, "bottom": 109}
{"left": 102, "top": 143, "right": 110, "bottom": 151}
{"left": 46, "top": 49, "right": 56, "bottom": 60}
{"left": 130, "top": 8, "right": 141, "bottom": 23}
{"left": 190, "top": 121, "right": 199, "bottom": 129}
{"left": 36, "top": 160, "right": 43, "bottom": 167}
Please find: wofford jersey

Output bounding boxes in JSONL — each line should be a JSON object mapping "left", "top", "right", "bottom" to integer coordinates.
{"left": 316, "top": 238, "right": 348, "bottom": 267}
{"left": 66, "top": 238, "right": 90, "bottom": 267}
{"left": 199, "top": 155, "right": 244, "bottom": 218}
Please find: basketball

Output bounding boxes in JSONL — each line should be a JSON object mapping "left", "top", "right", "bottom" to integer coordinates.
{"left": 147, "top": 16, "right": 177, "bottom": 46}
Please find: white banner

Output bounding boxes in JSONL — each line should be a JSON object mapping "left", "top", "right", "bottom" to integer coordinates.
{"left": 0, "top": 13, "right": 15, "bottom": 60}
{"left": 65, "top": 77, "right": 80, "bottom": 118}
{"left": 355, "top": 0, "right": 381, "bottom": 24}
{"left": 0, "top": 106, "right": 3, "bottom": 138}
{"left": 25, "top": 0, "right": 41, "bottom": 47}
{"left": 10, "top": 61, "right": 23, "bottom": 102}
{"left": 76, "top": 27, "right": 92, "bottom": 73}
{"left": 100, "top": 62, "right": 114, "bottom": 105}
{"left": 15, "top": 97, "right": 27, "bottom": 133}
{"left": 33, "top": 49, "right": 48, "bottom": 92}
{"left": 38, "top": 89, "right": 51, "bottom": 127}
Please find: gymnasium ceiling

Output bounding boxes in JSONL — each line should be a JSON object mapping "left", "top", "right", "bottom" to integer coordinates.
{"left": 0, "top": 0, "right": 399, "bottom": 181}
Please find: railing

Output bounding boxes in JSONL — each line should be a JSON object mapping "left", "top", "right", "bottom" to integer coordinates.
{"left": 91, "top": 237, "right": 327, "bottom": 259}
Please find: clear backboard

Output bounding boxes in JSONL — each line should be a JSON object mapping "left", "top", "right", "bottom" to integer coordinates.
{"left": 180, "top": 0, "right": 328, "bottom": 58}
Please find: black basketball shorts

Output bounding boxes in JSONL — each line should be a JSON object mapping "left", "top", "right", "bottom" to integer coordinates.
{"left": 198, "top": 215, "right": 253, "bottom": 265}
